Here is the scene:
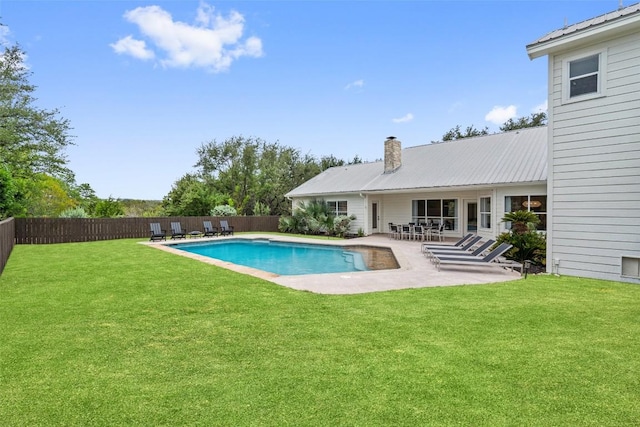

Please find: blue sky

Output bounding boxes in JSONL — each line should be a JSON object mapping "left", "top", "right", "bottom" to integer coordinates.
{"left": 1, "top": 0, "right": 622, "bottom": 200}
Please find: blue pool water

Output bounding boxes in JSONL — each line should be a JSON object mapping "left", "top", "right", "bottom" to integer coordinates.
{"left": 172, "top": 239, "right": 370, "bottom": 275}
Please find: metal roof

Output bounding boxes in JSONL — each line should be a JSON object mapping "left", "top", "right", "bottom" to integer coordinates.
{"left": 286, "top": 126, "right": 547, "bottom": 197}
{"left": 527, "top": 2, "right": 640, "bottom": 53}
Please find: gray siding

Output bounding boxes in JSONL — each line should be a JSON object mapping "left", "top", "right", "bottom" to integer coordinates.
{"left": 549, "top": 31, "right": 640, "bottom": 283}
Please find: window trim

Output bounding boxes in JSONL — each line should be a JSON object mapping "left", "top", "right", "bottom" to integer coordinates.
{"left": 327, "top": 200, "right": 348, "bottom": 217}
{"left": 504, "top": 195, "right": 547, "bottom": 232}
{"left": 479, "top": 196, "right": 492, "bottom": 230}
{"left": 562, "top": 49, "right": 607, "bottom": 104}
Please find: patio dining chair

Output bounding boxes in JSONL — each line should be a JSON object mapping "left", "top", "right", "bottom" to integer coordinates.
{"left": 412, "top": 225, "right": 426, "bottom": 241}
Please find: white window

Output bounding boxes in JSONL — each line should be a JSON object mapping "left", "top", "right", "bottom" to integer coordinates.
{"left": 480, "top": 197, "right": 491, "bottom": 229}
{"left": 563, "top": 51, "right": 606, "bottom": 102}
{"left": 327, "top": 200, "right": 347, "bottom": 216}
{"left": 427, "top": 199, "right": 458, "bottom": 231}
{"left": 504, "top": 195, "right": 547, "bottom": 231}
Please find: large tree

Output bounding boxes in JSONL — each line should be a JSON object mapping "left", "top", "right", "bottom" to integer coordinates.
{"left": 0, "top": 45, "right": 75, "bottom": 181}
{"left": 193, "top": 136, "right": 324, "bottom": 216}
{"left": 0, "top": 44, "right": 80, "bottom": 217}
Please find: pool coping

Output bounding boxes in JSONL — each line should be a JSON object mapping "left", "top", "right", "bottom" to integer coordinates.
{"left": 141, "top": 234, "right": 522, "bottom": 294}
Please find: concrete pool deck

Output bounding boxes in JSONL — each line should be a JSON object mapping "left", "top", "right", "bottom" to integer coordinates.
{"left": 145, "top": 234, "right": 523, "bottom": 294}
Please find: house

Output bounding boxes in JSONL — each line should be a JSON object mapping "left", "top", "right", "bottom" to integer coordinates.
{"left": 288, "top": 3, "right": 640, "bottom": 284}
{"left": 527, "top": 2, "right": 640, "bottom": 284}
{"left": 287, "top": 127, "right": 548, "bottom": 242}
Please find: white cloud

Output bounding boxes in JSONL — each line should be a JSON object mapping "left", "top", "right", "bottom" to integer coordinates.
{"left": 111, "top": 2, "right": 263, "bottom": 72}
{"left": 532, "top": 100, "right": 548, "bottom": 113}
{"left": 110, "top": 35, "right": 155, "bottom": 60}
{"left": 344, "top": 79, "right": 364, "bottom": 90}
{"left": 392, "top": 113, "right": 414, "bottom": 123}
{"left": 0, "top": 24, "right": 10, "bottom": 46}
{"left": 485, "top": 105, "right": 517, "bottom": 125}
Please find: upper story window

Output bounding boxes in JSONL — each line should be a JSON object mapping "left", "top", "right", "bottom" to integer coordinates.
{"left": 570, "top": 54, "right": 599, "bottom": 97}
{"left": 563, "top": 51, "right": 606, "bottom": 102}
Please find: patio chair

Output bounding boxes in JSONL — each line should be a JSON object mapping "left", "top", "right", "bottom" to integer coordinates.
{"left": 170, "top": 222, "right": 187, "bottom": 239}
{"left": 219, "top": 220, "right": 234, "bottom": 236}
{"left": 422, "top": 234, "right": 481, "bottom": 254}
{"left": 429, "top": 223, "right": 445, "bottom": 242}
{"left": 203, "top": 221, "right": 219, "bottom": 238}
{"left": 433, "top": 243, "right": 521, "bottom": 272}
{"left": 412, "top": 225, "right": 426, "bottom": 241}
{"left": 400, "top": 224, "right": 412, "bottom": 240}
{"left": 388, "top": 223, "right": 399, "bottom": 239}
{"left": 149, "top": 223, "right": 166, "bottom": 241}
{"left": 426, "top": 239, "right": 496, "bottom": 262}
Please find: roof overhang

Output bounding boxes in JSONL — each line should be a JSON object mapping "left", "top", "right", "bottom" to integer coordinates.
{"left": 527, "top": 8, "right": 640, "bottom": 59}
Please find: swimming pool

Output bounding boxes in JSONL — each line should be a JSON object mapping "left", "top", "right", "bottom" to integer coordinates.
{"left": 171, "top": 238, "right": 397, "bottom": 276}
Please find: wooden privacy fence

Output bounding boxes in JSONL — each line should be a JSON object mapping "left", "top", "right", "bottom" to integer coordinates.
{"left": 14, "top": 216, "right": 280, "bottom": 244}
{"left": 0, "top": 217, "right": 15, "bottom": 275}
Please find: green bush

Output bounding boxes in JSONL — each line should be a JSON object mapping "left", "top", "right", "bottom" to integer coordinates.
{"left": 333, "top": 215, "right": 355, "bottom": 237}
{"left": 278, "top": 199, "right": 355, "bottom": 237}
{"left": 496, "top": 230, "right": 546, "bottom": 265}
{"left": 211, "top": 205, "right": 237, "bottom": 216}
{"left": 59, "top": 207, "right": 89, "bottom": 218}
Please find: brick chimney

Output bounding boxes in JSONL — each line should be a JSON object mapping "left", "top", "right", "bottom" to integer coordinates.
{"left": 384, "top": 136, "right": 401, "bottom": 173}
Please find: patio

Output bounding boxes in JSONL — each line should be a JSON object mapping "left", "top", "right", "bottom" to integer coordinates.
{"left": 151, "top": 234, "right": 523, "bottom": 294}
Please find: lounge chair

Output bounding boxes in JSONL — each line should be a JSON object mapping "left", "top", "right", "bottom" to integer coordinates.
{"left": 426, "top": 239, "right": 496, "bottom": 262}
{"left": 203, "top": 221, "right": 219, "bottom": 238}
{"left": 149, "top": 223, "right": 166, "bottom": 241}
{"left": 219, "top": 220, "right": 234, "bottom": 236}
{"left": 421, "top": 233, "right": 475, "bottom": 253}
{"left": 433, "top": 243, "right": 521, "bottom": 272}
{"left": 170, "top": 222, "right": 187, "bottom": 239}
{"left": 422, "top": 234, "right": 482, "bottom": 254}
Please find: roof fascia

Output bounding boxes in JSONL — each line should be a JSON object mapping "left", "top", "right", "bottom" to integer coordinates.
{"left": 527, "top": 12, "right": 640, "bottom": 59}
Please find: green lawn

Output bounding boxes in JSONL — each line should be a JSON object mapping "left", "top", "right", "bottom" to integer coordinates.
{"left": 1, "top": 238, "right": 639, "bottom": 426}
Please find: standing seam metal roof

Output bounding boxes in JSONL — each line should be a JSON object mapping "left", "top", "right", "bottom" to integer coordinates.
{"left": 286, "top": 126, "right": 547, "bottom": 197}
{"left": 527, "top": 2, "right": 640, "bottom": 48}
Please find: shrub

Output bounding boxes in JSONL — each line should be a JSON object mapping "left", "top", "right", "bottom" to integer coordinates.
{"left": 278, "top": 199, "right": 355, "bottom": 237}
{"left": 332, "top": 215, "right": 355, "bottom": 237}
{"left": 59, "top": 207, "right": 89, "bottom": 218}
{"left": 94, "top": 197, "right": 125, "bottom": 218}
{"left": 211, "top": 205, "right": 237, "bottom": 216}
{"left": 502, "top": 210, "right": 540, "bottom": 234}
{"left": 495, "top": 230, "right": 546, "bottom": 265}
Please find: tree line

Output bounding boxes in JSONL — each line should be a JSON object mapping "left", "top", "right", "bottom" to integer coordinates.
{"left": 0, "top": 41, "right": 546, "bottom": 219}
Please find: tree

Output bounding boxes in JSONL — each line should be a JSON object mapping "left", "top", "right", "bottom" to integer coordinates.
{"left": 0, "top": 45, "right": 75, "bottom": 182}
{"left": 0, "top": 164, "right": 18, "bottom": 218}
{"left": 24, "top": 174, "right": 77, "bottom": 217}
{"left": 0, "top": 44, "right": 77, "bottom": 216}
{"left": 94, "top": 197, "right": 125, "bottom": 218}
{"left": 195, "top": 136, "right": 326, "bottom": 216}
{"left": 162, "top": 173, "right": 226, "bottom": 216}
{"left": 441, "top": 124, "right": 489, "bottom": 141}
{"left": 500, "top": 112, "right": 547, "bottom": 132}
